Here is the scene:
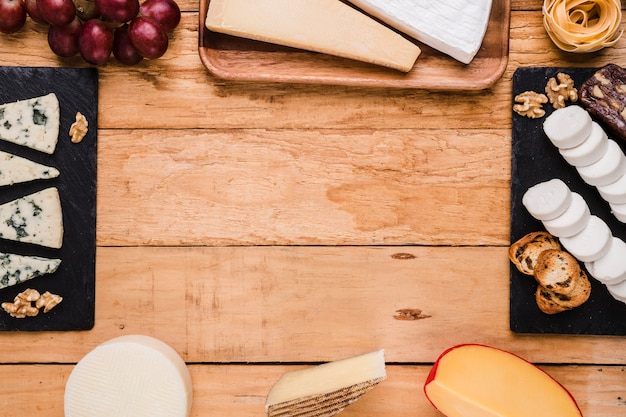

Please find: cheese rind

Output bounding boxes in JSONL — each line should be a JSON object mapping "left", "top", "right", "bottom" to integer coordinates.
{"left": 0, "top": 252, "right": 61, "bottom": 290}
{"left": 0, "top": 93, "right": 60, "bottom": 154}
{"left": 206, "top": 0, "right": 421, "bottom": 72}
{"left": 0, "top": 187, "right": 63, "bottom": 249}
{"left": 0, "top": 150, "right": 60, "bottom": 186}
{"left": 347, "top": 0, "right": 492, "bottom": 64}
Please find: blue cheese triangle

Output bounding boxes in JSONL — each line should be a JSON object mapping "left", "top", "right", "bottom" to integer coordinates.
{"left": 0, "top": 187, "right": 63, "bottom": 249}
{"left": 0, "top": 93, "right": 60, "bottom": 154}
{"left": 0, "top": 150, "right": 60, "bottom": 186}
{"left": 0, "top": 252, "right": 61, "bottom": 290}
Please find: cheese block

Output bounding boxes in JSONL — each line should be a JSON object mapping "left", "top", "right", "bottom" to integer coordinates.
{"left": 522, "top": 178, "right": 572, "bottom": 221}
{"left": 0, "top": 93, "right": 60, "bottom": 154}
{"left": 542, "top": 192, "right": 590, "bottom": 237}
{"left": 585, "top": 237, "right": 626, "bottom": 285}
{"left": 0, "top": 150, "right": 60, "bottom": 186}
{"left": 206, "top": 0, "right": 421, "bottom": 72}
{"left": 65, "top": 335, "right": 193, "bottom": 417}
{"left": 0, "top": 252, "right": 61, "bottom": 290}
{"left": 543, "top": 105, "right": 592, "bottom": 149}
{"left": 424, "top": 344, "right": 583, "bottom": 417}
{"left": 559, "top": 215, "right": 612, "bottom": 263}
{"left": 346, "top": 0, "right": 492, "bottom": 64}
{"left": 576, "top": 139, "right": 626, "bottom": 187}
{"left": 0, "top": 187, "right": 63, "bottom": 249}
{"left": 266, "top": 349, "right": 386, "bottom": 417}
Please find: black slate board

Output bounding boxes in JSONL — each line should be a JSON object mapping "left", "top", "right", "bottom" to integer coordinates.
{"left": 0, "top": 66, "right": 98, "bottom": 331}
{"left": 511, "top": 66, "right": 626, "bottom": 335}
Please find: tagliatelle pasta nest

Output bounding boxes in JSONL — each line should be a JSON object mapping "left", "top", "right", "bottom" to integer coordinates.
{"left": 542, "top": 0, "right": 623, "bottom": 52}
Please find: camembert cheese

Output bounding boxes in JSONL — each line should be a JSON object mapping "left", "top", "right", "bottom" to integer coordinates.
{"left": 0, "top": 252, "right": 61, "bottom": 290}
{"left": 205, "top": 0, "right": 421, "bottom": 72}
{"left": 265, "top": 349, "right": 386, "bottom": 417}
{"left": 0, "top": 150, "right": 60, "bottom": 186}
{"left": 347, "top": 0, "right": 493, "bottom": 64}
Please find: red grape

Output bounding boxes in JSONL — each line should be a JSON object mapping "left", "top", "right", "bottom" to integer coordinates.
{"left": 47, "top": 15, "right": 81, "bottom": 57}
{"left": 25, "top": 0, "right": 47, "bottom": 24}
{"left": 37, "top": 0, "right": 75, "bottom": 26}
{"left": 0, "top": 0, "right": 27, "bottom": 34}
{"left": 95, "top": 0, "right": 139, "bottom": 23}
{"left": 128, "top": 15, "right": 168, "bottom": 59}
{"left": 139, "top": 0, "right": 180, "bottom": 33}
{"left": 113, "top": 24, "right": 143, "bottom": 65}
{"left": 72, "top": 0, "right": 99, "bottom": 21}
{"left": 78, "top": 18, "right": 113, "bottom": 65}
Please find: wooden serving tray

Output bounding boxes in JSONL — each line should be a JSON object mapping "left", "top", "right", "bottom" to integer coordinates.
{"left": 198, "top": 0, "right": 510, "bottom": 90}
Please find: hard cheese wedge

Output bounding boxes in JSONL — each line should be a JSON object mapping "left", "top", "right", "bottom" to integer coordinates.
{"left": 0, "top": 150, "right": 60, "bottom": 186}
{"left": 347, "top": 0, "right": 492, "bottom": 64}
{"left": 424, "top": 344, "right": 582, "bottom": 417}
{"left": 206, "top": 0, "right": 421, "bottom": 72}
{"left": 0, "top": 252, "right": 61, "bottom": 290}
{"left": 65, "top": 335, "right": 193, "bottom": 417}
{"left": 266, "top": 349, "right": 386, "bottom": 417}
{"left": 0, "top": 187, "right": 63, "bottom": 249}
{"left": 0, "top": 93, "right": 60, "bottom": 154}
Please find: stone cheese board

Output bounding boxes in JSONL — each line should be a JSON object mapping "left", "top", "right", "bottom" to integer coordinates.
{"left": 510, "top": 66, "right": 626, "bottom": 335}
{"left": 0, "top": 66, "right": 98, "bottom": 331}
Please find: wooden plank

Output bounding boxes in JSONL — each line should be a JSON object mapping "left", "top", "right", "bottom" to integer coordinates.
{"left": 1, "top": 246, "right": 626, "bottom": 364}
{"left": 2, "top": 363, "right": 624, "bottom": 417}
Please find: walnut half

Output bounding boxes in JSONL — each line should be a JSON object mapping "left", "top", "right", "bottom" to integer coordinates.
{"left": 514, "top": 91, "right": 549, "bottom": 119}
{"left": 545, "top": 73, "right": 578, "bottom": 109}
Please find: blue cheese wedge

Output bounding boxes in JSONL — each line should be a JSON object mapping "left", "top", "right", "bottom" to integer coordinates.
{"left": 0, "top": 187, "right": 63, "bottom": 249}
{"left": 0, "top": 150, "right": 60, "bottom": 186}
{"left": 0, "top": 252, "right": 61, "bottom": 290}
{"left": 0, "top": 93, "right": 60, "bottom": 154}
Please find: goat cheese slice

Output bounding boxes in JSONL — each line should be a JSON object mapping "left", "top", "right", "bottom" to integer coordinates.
{"left": 0, "top": 187, "right": 63, "bottom": 249}
{"left": 347, "top": 0, "right": 493, "bottom": 64}
{"left": 0, "top": 150, "right": 60, "bottom": 186}
{"left": 206, "top": 0, "right": 421, "bottom": 72}
{"left": 0, "top": 93, "right": 60, "bottom": 154}
{"left": 0, "top": 252, "right": 61, "bottom": 290}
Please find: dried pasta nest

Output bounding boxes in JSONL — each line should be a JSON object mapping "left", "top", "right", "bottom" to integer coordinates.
{"left": 542, "top": 0, "right": 623, "bottom": 53}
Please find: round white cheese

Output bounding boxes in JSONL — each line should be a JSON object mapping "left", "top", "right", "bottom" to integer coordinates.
{"left": 585, "top": 237, "right": 626, "bottom": 285}
{"left": 559, "top": 215, "right": 612, "bottom": 262}
{"left": 522, "top": 178, "right": 572, "bottom": 221}
{"left": 541, "top": 192, "right": 590, "bottom": 237}
{"left": 558, "top": 121, "right": 608, "bottom": 167}
{"left": 606, "top": 279, "right": 626, "bottom": 304}
{"left": 610, "top": 201, "right": 626, "bottom": 223}
{"left": 576, "top": 140, "right": 626, "bottom": 187}
{"left": 65, "top": 335, "right": 193, "bottom": 417}
{"left": 597, "top": 170, "right": 626, "bottom": 204}
{"left": 543, "top": 105, "right": 592, "bottom": 149}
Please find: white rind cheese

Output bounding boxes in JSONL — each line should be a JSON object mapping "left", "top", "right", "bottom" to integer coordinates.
{"left": 0, "top": 150, "right": 60, "bottom": 186}
{"left": 0, "top": 187, "right": 63, "bottom": 249}
{"left": 0, "top": 252, "right": 61, "bottom": 290}
{"left": 65, "top": 335, "right": 193, "bottom": 417}
{"left": 347, "top": 0, "right": 493, "bottom": 64}
{"left": 206, "top": 0, "right": 421, "bottom": 72}
{"left": 265, "top": 349, "right": 386, "bottom": 417}
{"left": 0, "top": 93, "right": 60, "bottom": 154}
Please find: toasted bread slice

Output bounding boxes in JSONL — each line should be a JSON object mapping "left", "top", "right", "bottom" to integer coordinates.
{"left": 533, "top": 250, "right": 581, "bottom": 295}
{"left": 509, "top": 231, "right": 562, "bottom": 275}
{"left": 535, "top": 270, "right": 591, "bottom": 314}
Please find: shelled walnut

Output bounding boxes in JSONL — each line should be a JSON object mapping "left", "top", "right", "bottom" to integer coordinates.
{"left": 545, "top": 73, "right": 578, "bottom": 109}
{"left": 514, "top": 91, "right": 549, "bottom": 118}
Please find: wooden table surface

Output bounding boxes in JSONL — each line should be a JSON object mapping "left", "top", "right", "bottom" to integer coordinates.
{"left": 2, "top": 1, "right": 626, "bottom": 416}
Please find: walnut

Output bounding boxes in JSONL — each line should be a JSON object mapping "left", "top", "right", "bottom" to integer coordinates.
{"left": 2, "top": 289, "right": 62, "bottom": 318}
{"left": 513, "top": 91, "right": 549, "bottom": 119}
{"left": 36, "top": 291, "right": 63, "bottom": 313}
{"left": 545, "top": 73, "right": 578, "bottom": 109}
{"left": 69, "top": 112, "right": 88, "bottom": 143}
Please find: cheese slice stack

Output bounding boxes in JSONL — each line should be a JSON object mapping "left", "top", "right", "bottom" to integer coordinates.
{"left": 265, "top": 349, "right": 386, "bottom": 417}
{"left": 206, "top": 0, "right": 421, "bottom": 72}
{"left": 0, "top": 252, "right": 61, "bottom": 290}
{"left": 0, "top": 93, "right": 60, "bottom": 154}
{"left": 0, "top": 150, "right": 60, "bottom": 186}
{"left": 347, "top": 0, "right": 493, "bottom": 64}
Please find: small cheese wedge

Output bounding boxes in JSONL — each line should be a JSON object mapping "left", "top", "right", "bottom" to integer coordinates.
{"left": 424, "top": 344, "right": 583, "bottom": 417}
{"left": 559, "top": 215, "right": 612, "bottom": 262}
{"left": 576, "top": 139, "right": 626, "bottom": 187}
{"left": 0, "top": 93, "right": 60, "bottom": 154}
{"left": 0, "top": 150, "right": 60, "bottom": 186}
{"left": 558, "top": 121, "right": 608, "bottom": 167}
{"left": 65, "top": 335, "right": 193, "bottom": 417}
{"left": 542, "top": 192, "right": 590, "bottom": 237}
{"left": 346, "top": 0, "right": 492, "bottom": 64}
{"left": 0, "top": 187, "right": 63, "bottom": 249}
{"left": 265, "top": 349, "right": 386, "bottom": 417}
{"left": 543, "top": 105, "right": 592, "bottom": 149}
{"left": 0, "top": 252, "right": 61, "bottom": 290}
{"left": 522, "top": 178, "right": 572, "bottom": 221}
{"left": 585, "top": 237, "right": 626, "bottom": 285}
{"left": 206, "top": 0, "right": 421, "bottom": 72}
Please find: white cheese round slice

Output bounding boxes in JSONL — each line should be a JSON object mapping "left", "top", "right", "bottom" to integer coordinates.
{"left": 585, "top": 237, "right": 626, "bottom": 285}
{"left": 543, "top": 105, "right": 592, "bottom": 149}
{"left": 559, "top": 215, "right": 613, "bottom": 262}
{"left": 522, "top": 178, "right": 572, "bottom": 221}
{"left": 597, "top": 170, "right": 626, "bottom": 204}
{"left": 576, "top": 140, "right": 626, "bottom": 186}
{"left": 606, "top": 279, "right": 626, "bottom": 304}
{"left": 609, "top": 201, "right": 626, "bottom": 223}
{"left": 541, "top": 192, "right": 590, "bottom": 237}
{"left": 65, "top": 335, "right": 193, "bottom": 417}
{"left": 558, "top": 121, "right": 608, "bottom": 167}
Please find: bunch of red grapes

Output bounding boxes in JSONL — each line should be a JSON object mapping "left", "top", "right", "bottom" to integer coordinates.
{"left": 0, "top": 0, "right": 181, "bottom": 65}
